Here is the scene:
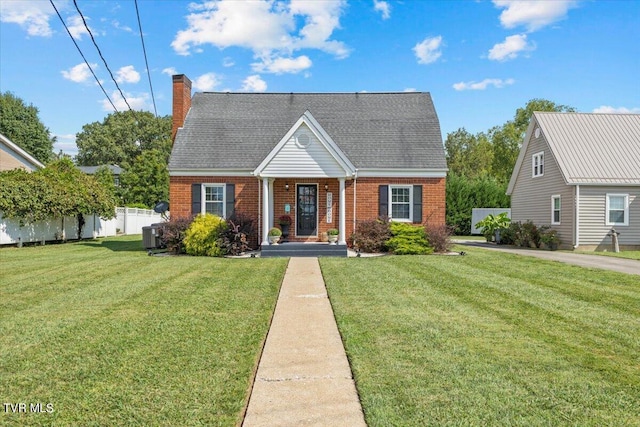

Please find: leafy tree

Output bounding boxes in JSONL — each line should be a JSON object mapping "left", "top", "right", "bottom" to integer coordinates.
{"left": 0, "top": 159, "right": 117, "bottom": 230}
{"left": 75, "top": 110, "right": 171, "bottom": 167}
{"left": 0, "top": 91, "right": 55, "bottom": 164}
{"left": 445, "top": 128, "right": 494, "bottom": 178}
{"left": 119, "top": 149, "right": 169, "bottom": 208}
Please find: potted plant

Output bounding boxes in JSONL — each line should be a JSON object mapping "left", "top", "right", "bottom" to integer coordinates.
{"left": 268, "top": 227, "right": 282, "bottom": 245}
{"left": 278, "top": 215, "right": 292, "bottom": 240}
{"left": 475, "top": 212, "right": 511, "bottom": 244}
{"left": 327, "top": 228, "right": 339, "bottom": 244}
{"left": 540, "top": 229, "right": 560, "bottom": 250}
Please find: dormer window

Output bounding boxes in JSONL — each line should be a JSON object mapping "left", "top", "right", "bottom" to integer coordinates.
{"left": 532, "top": 151, "right": 544, "bottom": 177}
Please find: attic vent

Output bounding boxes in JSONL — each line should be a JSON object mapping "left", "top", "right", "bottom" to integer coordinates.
{"left": 296, "top": 133, "right": 311, "bottom": 148}
{"left": 534, "top": 127, "right": 541, "bottom": 138}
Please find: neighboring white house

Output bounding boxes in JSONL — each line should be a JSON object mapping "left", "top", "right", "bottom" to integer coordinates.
{"left": 507, "top": 112, "right": 640, "bottom": 250}
{"left": 0, "top": 133, "right": 45, "bottom": 172}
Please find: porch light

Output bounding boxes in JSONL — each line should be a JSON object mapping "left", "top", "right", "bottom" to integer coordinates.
{"left": 324, "top": 184, "right": 329, "bottom": 191}
{"left": 285, "top": 183, "right": 289, "bottom": 191}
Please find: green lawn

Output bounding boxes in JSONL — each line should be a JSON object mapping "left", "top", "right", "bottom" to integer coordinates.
{"left": 321, "top": 248, "right": 640, "bottom": 426}
{"left": 0, "top": 236, "right": 287, "bottom": 426}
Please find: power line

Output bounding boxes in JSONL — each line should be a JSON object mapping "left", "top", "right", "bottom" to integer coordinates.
{"left": 49, "top": 0, "right": 119, "bottom": 112}
{"left": 134, "top": 0, "right": 157, "bottom": 117}
{"left": 72, "top": 0, "right": 135, "bottom": 113}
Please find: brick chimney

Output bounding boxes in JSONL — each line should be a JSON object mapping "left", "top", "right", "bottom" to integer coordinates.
{"left": 172, "top": 74, "right": 192, "bottom": 142}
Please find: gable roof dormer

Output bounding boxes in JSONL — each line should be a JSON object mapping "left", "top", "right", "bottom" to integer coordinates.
{"left": 253, "top": 111, "right": 356, "bottom": 178}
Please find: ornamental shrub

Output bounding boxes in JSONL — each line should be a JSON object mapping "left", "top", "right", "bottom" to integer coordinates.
{"left": 219, "top": 212, "right": 257, "bottom": 255}
{"left": 387, "top": 222, "right": 432, "bottom": 255}
{"left": 349, "top": 218, "right": 391, "bottom": 253}
{"left": 183, "top": 214, "right": 227, "bottom": 257}
{"left": 425, "top": 224, "right": 453, "bottom": 253}
{"left": 159, "top": 216, "right": 193, "bottom": 254}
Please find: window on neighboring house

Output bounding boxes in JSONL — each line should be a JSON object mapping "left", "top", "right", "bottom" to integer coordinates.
{"left": 532, "top": 151, "right": 544, "bottom": 177}
{"left": 203, "top": 184, "right": 225, "bottom": 217}
{"left": 390, "top": 185, "right": 412, "bottom": 221}
{"left": 552, "top": 195, "right": 561, "bottom": 225}
{"left": 606, "top": 194, "right": 629, "bottom": 226}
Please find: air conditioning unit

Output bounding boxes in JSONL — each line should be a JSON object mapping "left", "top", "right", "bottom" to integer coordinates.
{"left": 142, "top": 224, "right": 163, "bottom": 255}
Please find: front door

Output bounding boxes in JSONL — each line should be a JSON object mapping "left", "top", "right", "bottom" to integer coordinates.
{"left": 297, "top": 184, "right": 317, "bottom": 236}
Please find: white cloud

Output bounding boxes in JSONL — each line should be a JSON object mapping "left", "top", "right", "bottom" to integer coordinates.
{"left": 192, "top": 73, "right": 221, "bottom": 91}
{"left": 53, "top": 134, "right": 78, "bottom": 156}
{"left": 112, "top": 20, "right": 133, "bottom": 33}
{"left": 115, "top": 65, "right": 140, "bottom": 84}
{"left": 101, "top": 90, "right": 150, "bottom": 112}
{"left": 373, "top": 0, "right": 391, "bottom": 19}
{"left": 171, "top": 0, "right": 349, "bottom": 71}
{"left": 252, "top": 55, "right": 312, "bottom": 74}
{"left": 488, "top": 34, "right": 535, "bottom": 61}
{"left": 241, "top": 75, "right": 267, "bottom": 92}
{"left": 162, "top": 67, "right": 178, "bottom": 76}
{"left": 493, "top": 0, "right": 579, "bottom": 32}
{"left": 403, "top": 88, "right": 417, "bottom": 92}
{"left": 67, "top": 15, "right": 89, "bottom": 40}
{"left": 453, "top": 78, "right": 515, "bottom": 91}
{"left": 223, "top": 57, "right": 235, "bottom": 67}
{"left": 593, "top": 106, "right": 640, "bottom": 114}
{"left": 61, "top": 63, "right": 97, "bottom": 83}
{"left": 0, "top": 0, "right": 54, "bottom": 37}
{"left": 413, "top": 36, "right": 443, "bottom": 64}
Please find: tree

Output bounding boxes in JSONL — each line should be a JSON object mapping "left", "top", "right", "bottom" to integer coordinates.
{"left": 0, "top": 91, "right": 55, "bottom": 164}
{"left": 75, "top": 110, "right": 172, "bottom": 167}
{"left": 119, "top": 149, "right": 169, "bottom": 208}
{"left": 0, "top": 159, "right": 117, "bottom": 233}
{"left": 445, "top": 128, "right": 494, "bottom": 179}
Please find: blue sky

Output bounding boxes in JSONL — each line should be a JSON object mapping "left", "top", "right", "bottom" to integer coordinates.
{"left": 1, "top": 0, "right": 638, "bottom": 157}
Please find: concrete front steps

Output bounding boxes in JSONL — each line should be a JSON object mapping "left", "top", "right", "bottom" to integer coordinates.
{"left": 261, "top": 242, "right": 348, "bottom": 258}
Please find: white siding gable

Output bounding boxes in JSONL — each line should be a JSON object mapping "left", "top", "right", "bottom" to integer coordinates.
{"left": 254, "top": 111, "right": 356, "bottom": 178}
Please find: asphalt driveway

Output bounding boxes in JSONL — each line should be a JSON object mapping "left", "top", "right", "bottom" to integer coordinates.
{"left": 458, "top": 241, "right": 640, "bottom": 276}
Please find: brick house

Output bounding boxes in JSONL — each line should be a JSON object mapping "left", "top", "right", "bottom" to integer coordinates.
{"left": 168, "top": 74, "right": 447, "bottom": 247}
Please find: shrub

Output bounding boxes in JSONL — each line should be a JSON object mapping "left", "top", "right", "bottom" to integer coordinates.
{"left": 426, "top": 224, "right": 453, "bottom": 253}
{"left": 387, "top": 222, "right": 432, "bottom": 255}
{"left": 268, "top": 227, "right": 282, "bottom": 236}
{"left": 183, "top": 214, "right": 228, "bottom": 257}
{"left": 159, "top": 216, "right": 193, "bottom": 254}
{"left": 219, "top": 212, "right": 256, "bottom": 256}
{"left": 504, "top": 220, "right": 548, "bottom": 248}
{"left": 349, "top": 218, "right": 391, "bottom": 253}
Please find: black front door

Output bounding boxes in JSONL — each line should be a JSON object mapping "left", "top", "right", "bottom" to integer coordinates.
{"left": 297, "top": 184, "right": 317, "bottom": 236}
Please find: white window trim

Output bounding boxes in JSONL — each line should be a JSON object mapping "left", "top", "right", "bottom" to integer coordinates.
{"left": 551, "top": 195, "right": 561, "bottom": 225}
{"left": 202, "top": 183, "right": 226, "bottom": 218}
{"left": 606, "top": 193, "right": 629, "bottom": 226}
{"left": 389, "top": 185, "right": 413, "bottom": 222}
{"left": 532, "top": 151, "right": 544, "bottom": 178}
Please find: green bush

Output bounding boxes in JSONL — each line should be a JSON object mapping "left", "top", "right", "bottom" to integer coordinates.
{"left": 183, "top": 214, "right": 228, "bottom": 257}
{"left": 387, "top": 222, "right": 432, "bottom": 255}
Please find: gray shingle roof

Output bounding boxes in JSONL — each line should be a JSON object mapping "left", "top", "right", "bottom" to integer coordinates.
{"left": 169, "top": 92, "right": 446, "bottom": 171}
{"left": 535, "top": 112, "right": 640, "bottom": 185}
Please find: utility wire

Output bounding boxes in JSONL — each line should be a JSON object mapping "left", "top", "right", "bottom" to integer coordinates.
{"left": 49, "top": 0, "right": 119, "bottom": 112}
{"left": 72, "top": 0, "right": 135, "bottom": 113}
{"left": 134, "top": 0, "right": 157, "bottom": 117}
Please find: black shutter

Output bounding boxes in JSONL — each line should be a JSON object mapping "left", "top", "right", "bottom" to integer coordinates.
{"left": 413, "top": 185, "right": 422, "bottom": 224}
{"left": 191, "top": 183, "right": 201, "bottom": 215}
{"left": 379, "top": 185, "right": 388, "bottom": 218}
{"left": 225, "top": 183, "right": 235, "bottom": 218}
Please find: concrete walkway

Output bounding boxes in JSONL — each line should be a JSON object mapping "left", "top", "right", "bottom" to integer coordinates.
{"left": 243, "top": 258, "right": 366, "bottom": 427}
{"left": 458, "top": 241, "right": 640, "bottom": 275}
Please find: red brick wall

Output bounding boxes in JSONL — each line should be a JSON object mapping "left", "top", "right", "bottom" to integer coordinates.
{"left": 169, "top": 175, "right": 446, "bottom": 244}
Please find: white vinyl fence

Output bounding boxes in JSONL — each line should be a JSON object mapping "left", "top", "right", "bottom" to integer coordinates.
{"left": 0, "top": 207, "right": 165, "bottom": 245}
{"left": 471, "top": 208, "right": 511, "bottom": 235}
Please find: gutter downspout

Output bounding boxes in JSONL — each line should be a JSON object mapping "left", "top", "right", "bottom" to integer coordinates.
{"left": 353, "top": 170, "right": 358, "bottom": 235}
{"left": 257, "top": 177, "right": 261, "bottom": 247}
{"left": 574, "top": 184, "right": 580, "bottom": 249}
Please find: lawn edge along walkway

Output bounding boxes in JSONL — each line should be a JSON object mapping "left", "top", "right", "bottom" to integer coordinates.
{"left": 242, "top": 257, "right": 366, "bottom": 427}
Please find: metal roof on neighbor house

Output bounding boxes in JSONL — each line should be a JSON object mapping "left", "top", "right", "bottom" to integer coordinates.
{"left": 535, "top": 112, "right": 639, "bottom": 185}
{"left": 169, "top": 92, "right": 447, "bottom": 171}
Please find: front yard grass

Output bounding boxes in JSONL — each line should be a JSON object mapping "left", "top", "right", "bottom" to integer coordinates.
{"left": 321, "top": 248, "right": 640, "bottom": 426}
{"left": 1, "top": 236, "right": 287, "bottom": 426}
